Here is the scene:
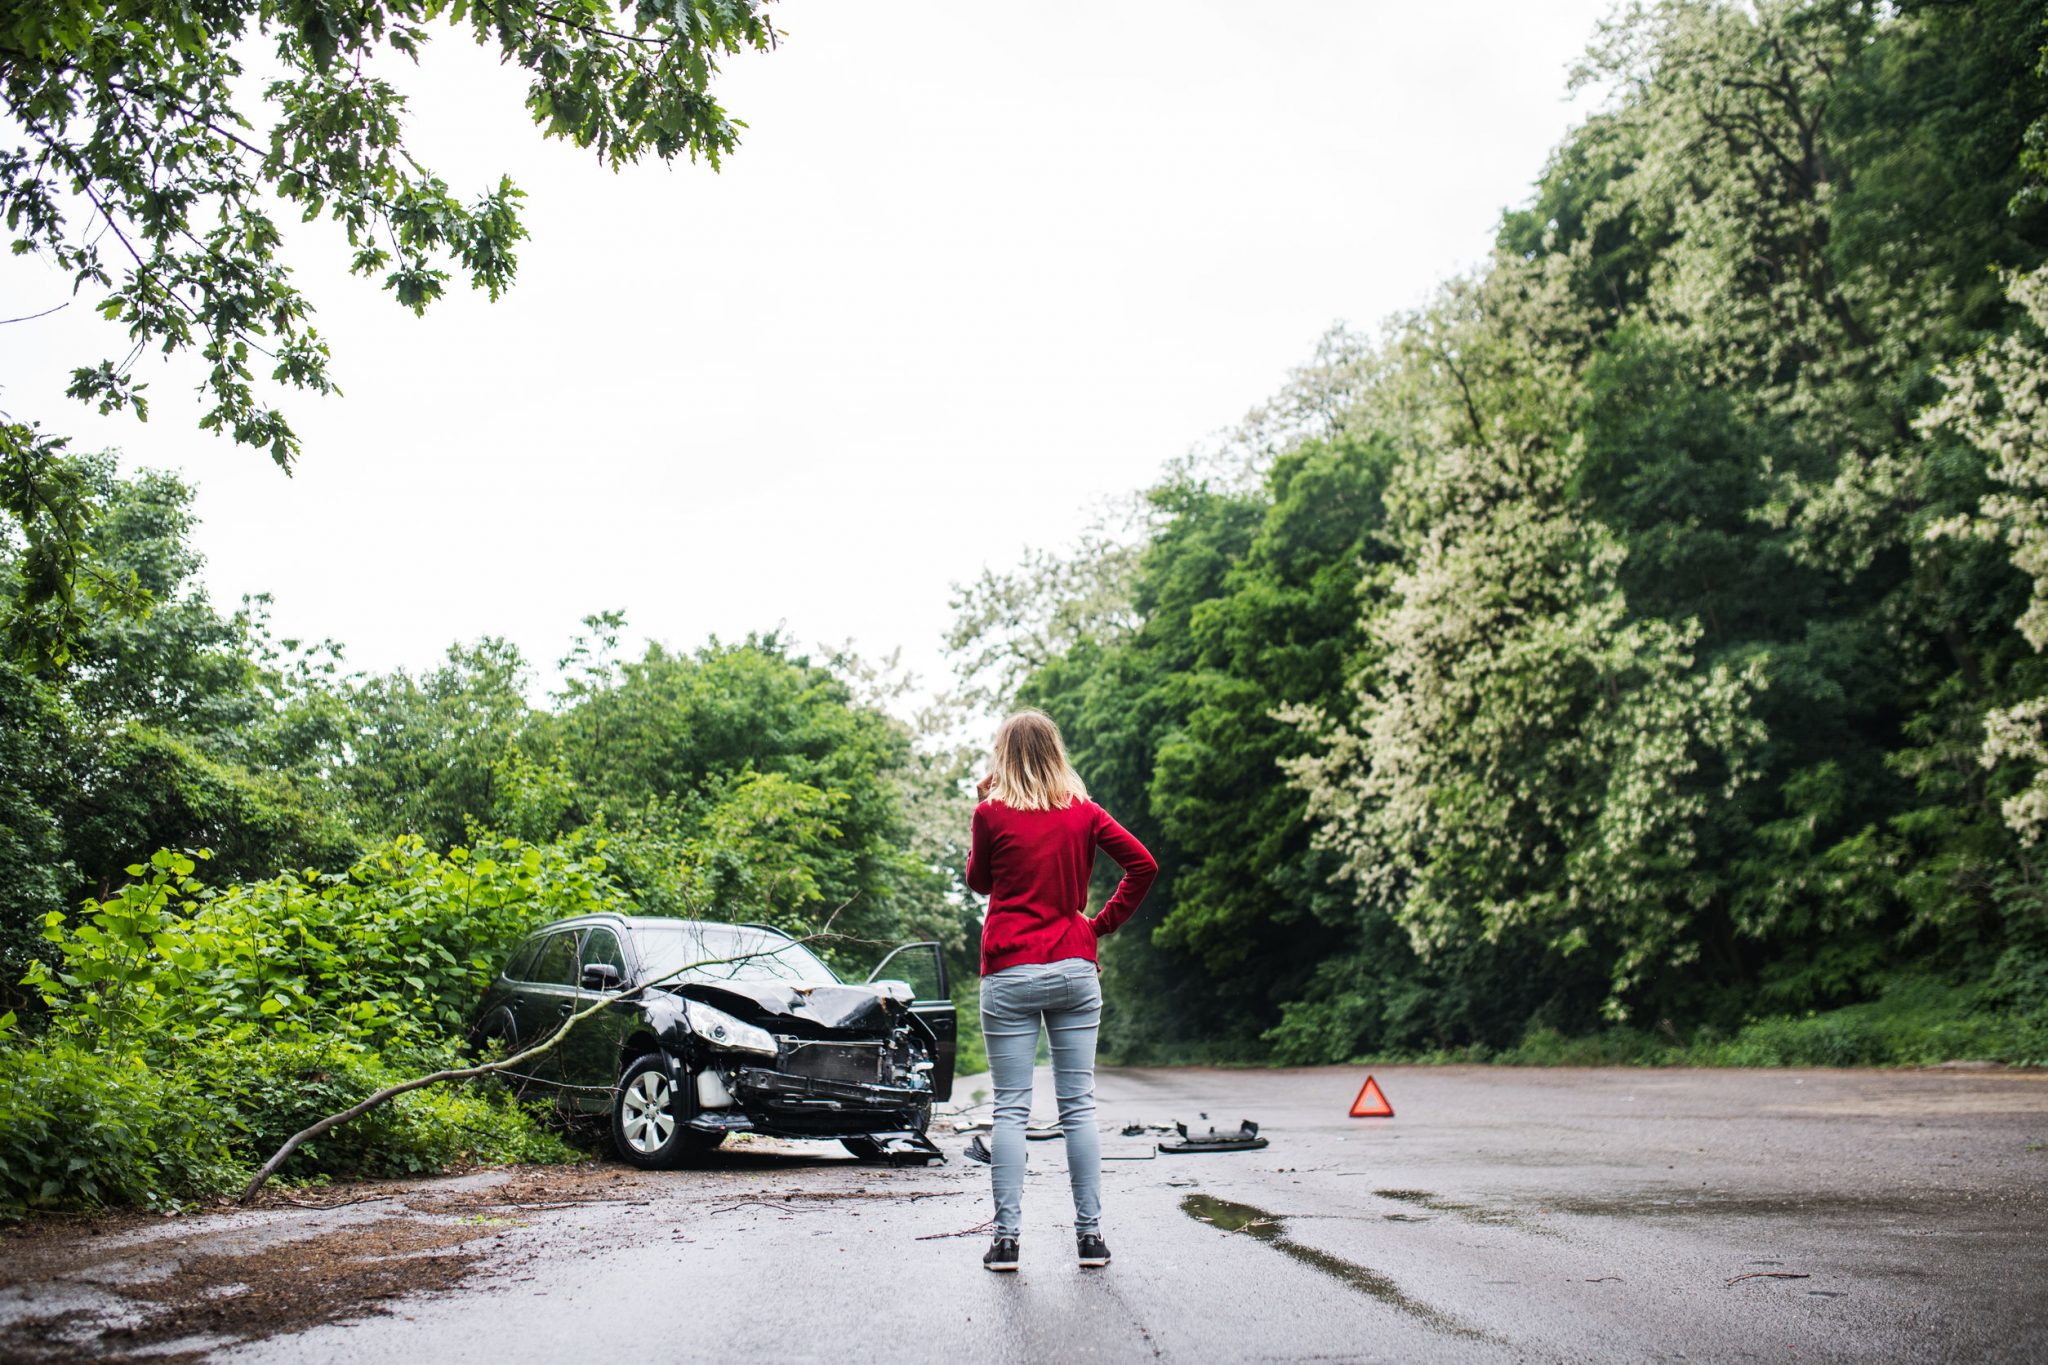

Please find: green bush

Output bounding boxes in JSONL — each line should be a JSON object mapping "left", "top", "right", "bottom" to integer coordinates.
{"left": 206, "top": 1035, "right": 575, "bottom": 1180}
{"left": 1693, "top": 975, "right": 2048, "bottom": 1068}
{"left": 3, "top": 834, "right": 609, "bottom": 1217}
{"left": 1262, "top": 964, "right": 2048, "bottom": 1071}
{"left": 1492, "top": 1027, "right": 1674, "bottom": 1067}
{"left": 0, "top": 1034, "right": 576, "bottom": 1218}
{"left": 25, "top": 837, "right": 619, "bottom": 1052}
{"left": 0, "top": 1042, "right": 239, "bottom": 1216}
{"left": 1466, "top": 970, "right": 2048, "bottom": 1070}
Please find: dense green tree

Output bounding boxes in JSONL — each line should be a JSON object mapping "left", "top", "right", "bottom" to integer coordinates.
{"left": 544, "top": 636, "right": 948, "bottom": 951}
{"left": 63, "top": 463, "right": 263, "bottom": 738}
{"left": 331, "top": 638, "right": 537, "bottom": 849}
{"left": 0, "top": 463, "right": 356, "bottom": 994}
{"left": 1, "top": 0, "right": 782, "bottom": 668}
{"left": 0, "top": 661, "right": 75, "bottom": 993}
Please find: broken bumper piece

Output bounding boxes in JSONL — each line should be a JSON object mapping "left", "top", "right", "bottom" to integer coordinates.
{"left": 859, "top": 1129, "right": 945, "bottom": 1160}
{"left": 1158, "top": 1120, "right": 1268, "bottom": 1153}
{"left": 686, "top": 1110, "right": 756, "bottom": 1134}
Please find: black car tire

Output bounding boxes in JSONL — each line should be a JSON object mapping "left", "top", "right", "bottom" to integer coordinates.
{"left": 612, "top": 1053, "right": 726, "bottom": 1168}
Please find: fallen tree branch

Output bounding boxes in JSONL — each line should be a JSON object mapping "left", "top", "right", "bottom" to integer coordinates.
{"left": 271, "top": 1192, "right": 398, "bottom": 1210}
{"left": 238, "top": 909, "right": 858, "bottom": 1204}
{"left": 915, "top": 1218, "right": 996, "bottom": 1241}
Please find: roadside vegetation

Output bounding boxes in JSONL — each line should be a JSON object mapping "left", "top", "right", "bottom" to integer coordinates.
{"left": 959, "top": 0, "right": 2048, "bottom": 1072}
{"left": 0, "top": 521, "right": 976, "bottom": 1216}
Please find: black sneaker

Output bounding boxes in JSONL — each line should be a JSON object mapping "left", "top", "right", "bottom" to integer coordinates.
{"left": 1077, "top": 1232, "right": 1111, "bottom": 1268}
{"left": 983, "top": 1236, "right": 1020, "bottom": 1272}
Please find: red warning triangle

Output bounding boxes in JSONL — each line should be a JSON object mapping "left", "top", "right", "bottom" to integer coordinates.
{"left": 1349, "top": 1074, "right": 1394, "bottom": 1118}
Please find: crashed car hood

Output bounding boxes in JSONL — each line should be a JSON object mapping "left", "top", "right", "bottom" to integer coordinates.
{"left": 672, "top": 979, "right": 902, "bottom": 1036}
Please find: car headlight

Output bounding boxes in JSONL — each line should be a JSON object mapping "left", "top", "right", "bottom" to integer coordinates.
{"left": 685, "top": 1002, "right": 778, "bottom": 1057}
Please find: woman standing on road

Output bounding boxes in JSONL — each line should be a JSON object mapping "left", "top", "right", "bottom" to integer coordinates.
{"left": 966, "top": 709, "right": 1157, "bottom": 1273}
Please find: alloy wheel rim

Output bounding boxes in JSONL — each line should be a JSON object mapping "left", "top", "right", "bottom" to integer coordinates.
{"left": 621, "top": 1071, "right": 674, "bottom": 1154}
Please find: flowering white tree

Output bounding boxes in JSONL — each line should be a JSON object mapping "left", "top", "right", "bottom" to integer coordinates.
{"left": 1923, "top": 267, "right": 2048, "bottom": 842}
{"left": 1580, "top": 0, "right": 1945, "bottom": 577}
{"left": 1285, "top": 261, "right": 1767, "bottom": 1017}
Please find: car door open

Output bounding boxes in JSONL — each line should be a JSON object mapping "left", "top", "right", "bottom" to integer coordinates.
{"left": 868, "top": 941, "right": 956, "bottom": 1101}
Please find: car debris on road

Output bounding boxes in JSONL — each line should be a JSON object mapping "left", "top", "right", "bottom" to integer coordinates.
{"left": 962, "top": 1118, "right": 1270, "bottom": 1160}
{"left": 1158, "top": 1120, "right": 1268, "bottom": 1153}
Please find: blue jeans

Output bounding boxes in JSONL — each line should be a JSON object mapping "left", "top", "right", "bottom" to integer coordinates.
{"left": 980, "top": 957, "right": 1103, "bottom": 1239}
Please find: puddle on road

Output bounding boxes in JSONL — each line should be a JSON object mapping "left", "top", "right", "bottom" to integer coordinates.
{"left": 1178, "top": 1195, "right": 1481, "bottom": 1339}
{"left": 1374, "top": 1187, "right": 1544, "bottom": 1232}
{"left": 1541, "top": 1192, "right": 1956, "bottom": 1221}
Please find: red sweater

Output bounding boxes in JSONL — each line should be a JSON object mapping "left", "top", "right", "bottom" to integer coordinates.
{"left": 966, "top": 798, "right": 1158, "bottom": 976}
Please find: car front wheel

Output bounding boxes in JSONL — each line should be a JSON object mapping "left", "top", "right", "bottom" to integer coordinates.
{"left": 613, "top": 1054, "right": 724, "bottom": 1168}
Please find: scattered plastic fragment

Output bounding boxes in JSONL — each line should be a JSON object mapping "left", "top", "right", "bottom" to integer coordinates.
{"left": 960, "top": 1125, "right": 1062, "bottom": 1157}
{"left": 1159, "top": 1120, "right": 1268, "bottom": 1154}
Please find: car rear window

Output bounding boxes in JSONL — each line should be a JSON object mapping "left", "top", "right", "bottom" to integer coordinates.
{"left": 632, "top": 924, "right": 837, "bottom": 986}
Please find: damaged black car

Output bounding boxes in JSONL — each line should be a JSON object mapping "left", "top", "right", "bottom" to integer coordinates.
{"left": 470, "top": 915, "right": 956, "bottom": 1166}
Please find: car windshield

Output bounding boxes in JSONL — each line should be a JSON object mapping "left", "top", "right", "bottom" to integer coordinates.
{"left": 632, "top": 923, "right": 839, "bottom": 986}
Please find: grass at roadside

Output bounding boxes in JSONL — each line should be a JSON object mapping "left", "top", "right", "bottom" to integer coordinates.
{"left": 1497, "top": 976, "right": 2048, "bottom": 1069}
{"left": 1097, "top": 969, "right": 2048, "bottom": 1070}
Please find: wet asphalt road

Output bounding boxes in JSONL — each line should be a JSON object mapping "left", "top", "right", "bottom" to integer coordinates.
{"left": 133, "top": 1067, "right": 2048, "bottom": 1361}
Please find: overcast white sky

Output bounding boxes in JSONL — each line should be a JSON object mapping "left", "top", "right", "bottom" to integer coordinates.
{"left": 3, "top": 0, "right": 1614, "bottom": 707}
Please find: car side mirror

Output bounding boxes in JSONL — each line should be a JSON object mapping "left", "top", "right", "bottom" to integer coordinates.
{"left": 582, "top": 963, "right": 621, "bottom": 992}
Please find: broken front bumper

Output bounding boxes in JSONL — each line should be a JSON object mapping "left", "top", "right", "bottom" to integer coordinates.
{"left": 735, "top": 1066, "right": 928, "bottom": 1109}
{"left": 684, "top": 1066, "right": 932, "bottom": 1138}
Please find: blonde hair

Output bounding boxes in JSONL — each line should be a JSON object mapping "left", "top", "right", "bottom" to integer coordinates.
{"left": 987, "top": 709, "right": 1088, "bottom": 812}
